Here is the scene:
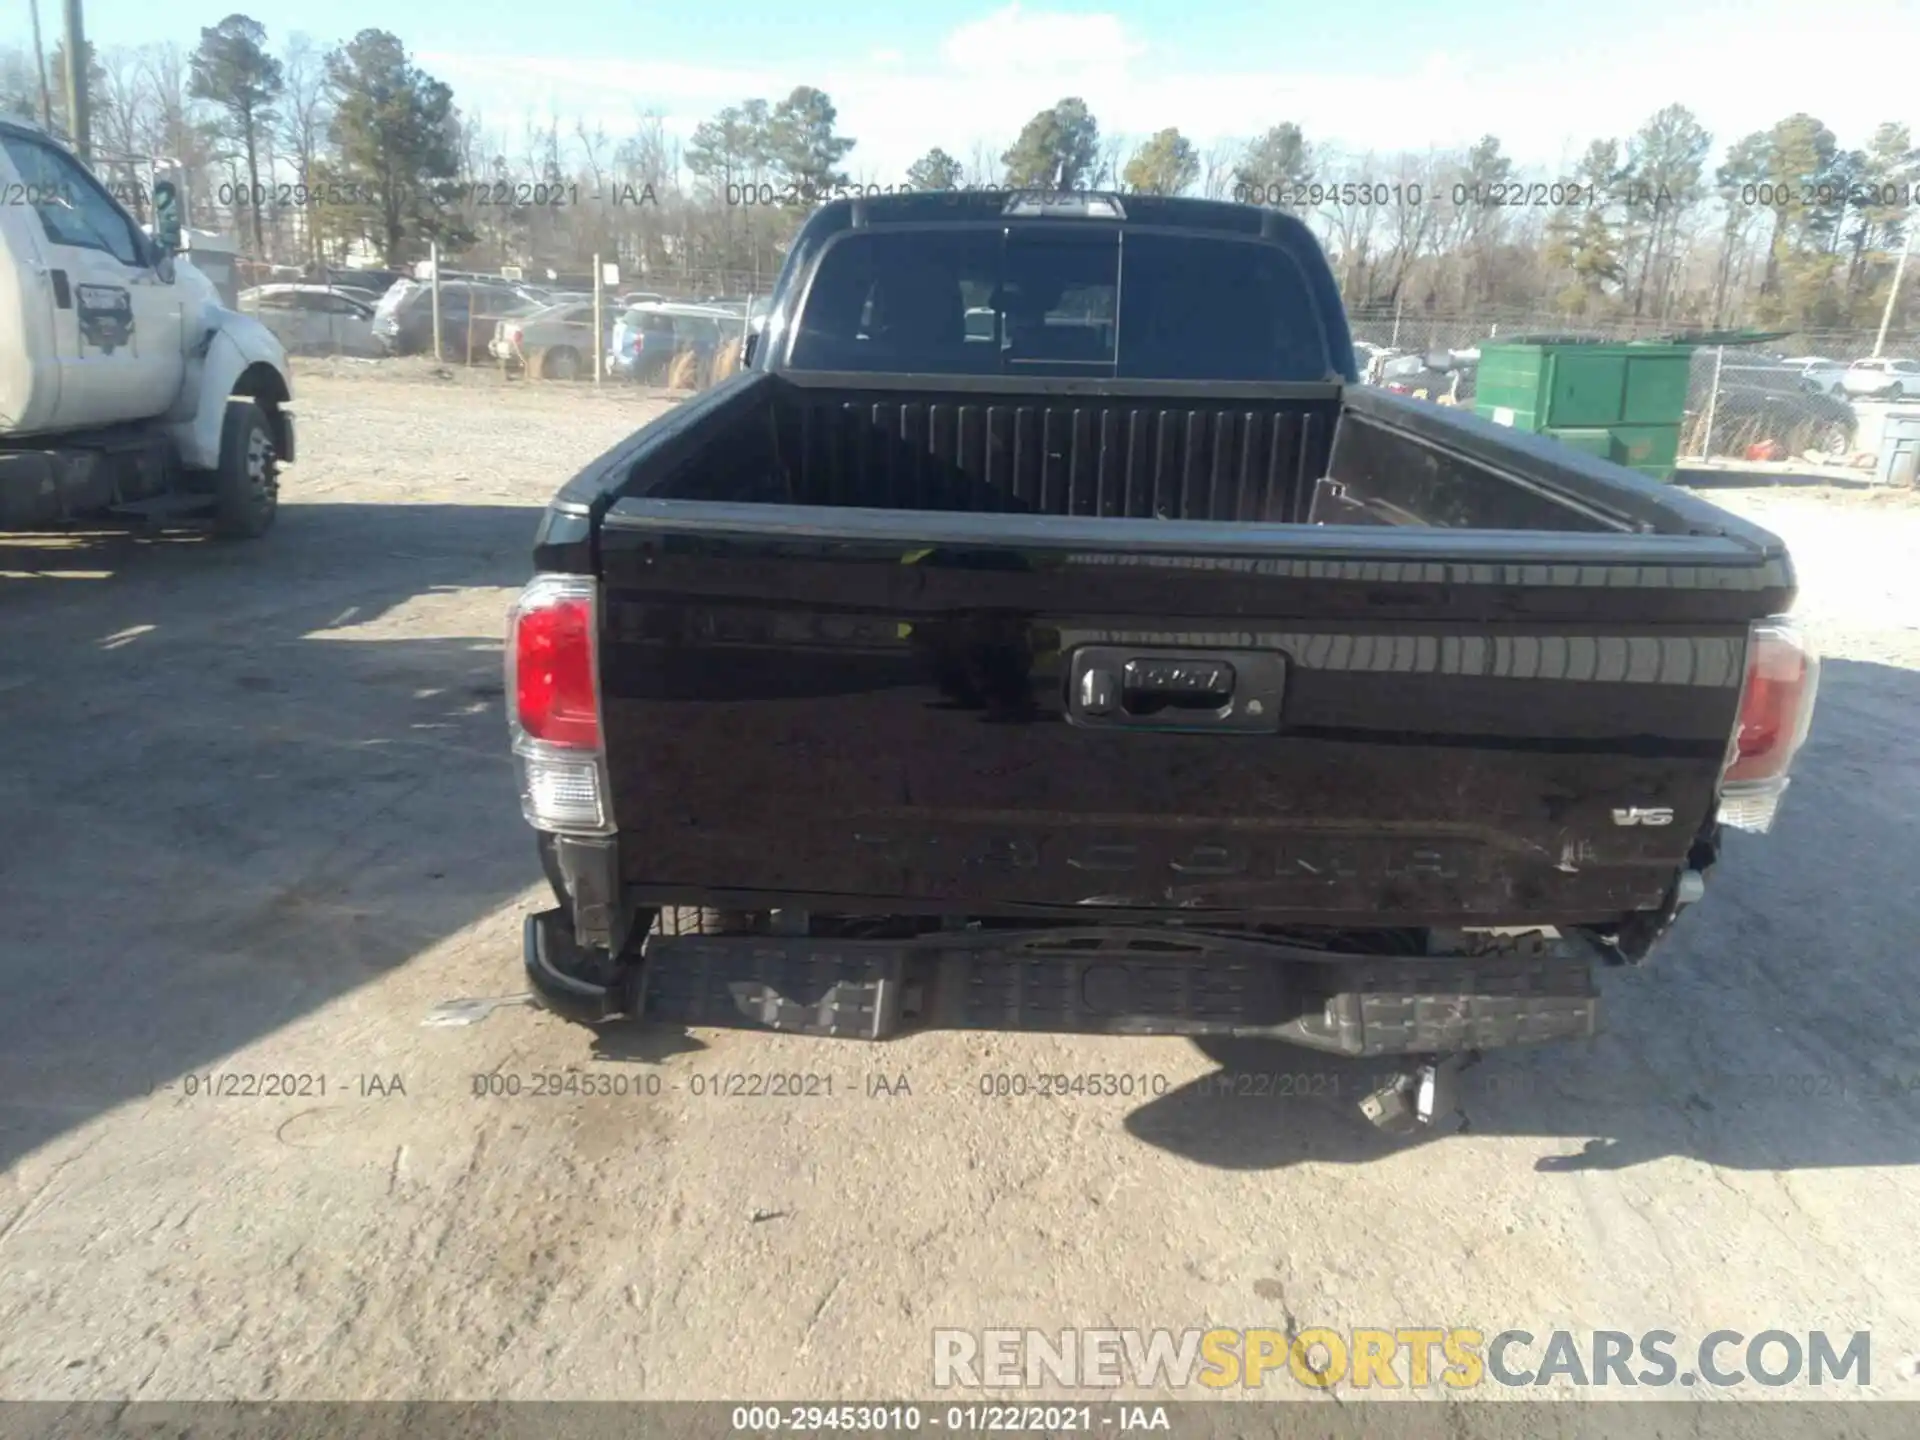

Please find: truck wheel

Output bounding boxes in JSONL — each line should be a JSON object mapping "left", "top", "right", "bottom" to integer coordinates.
{"left": 542, "top": 346, "right": 581, "bottom": 381}
{"left": 212, "top": 399, "right": 279, "bottom": 539}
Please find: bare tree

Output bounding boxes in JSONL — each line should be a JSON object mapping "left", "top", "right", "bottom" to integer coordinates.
{"left": 93, "top": 48, "right": 145, "bottom": 156}
{"left": 92, "top": 45, "right": 150, "bottom": 215}
{"left": 268, "top": 33, "right": 324, "bottom": 264}
{"left": 1375, "top": 151, "right": 1446, "bottom": 312}
{"left": 576, "top": 116, "right": 611, "bottom": 194}
{"left": 452, "top": 111, "right": 512, "bottom": 267}
{"left": 137, "top": 42, "right": 220, "bottom": 229}
{"left": 570, "top": 115, "right": 616, "bottom": 263}
{"left": 614, "top": 111, "right": 675, "bottom": 276}
{"left": 616, "top": 111, "right": 672, "bottom": 189}
{"left": 519, "top": 109, "right": 553, "bottom": 184}
{"left": 540, "top": 107, "right": 564, "bottom": 180}
{"left": 505, "top": 108, "right": 564, "bottom": 269}
{"left": 1200, "top": 140, "right": 1240, "bottom": 200}
{"left": 278, "top": 33, "right": 329, "bottom": 191}
{"left": 1320, "top": 149, "right": 1381, "bottom": 299}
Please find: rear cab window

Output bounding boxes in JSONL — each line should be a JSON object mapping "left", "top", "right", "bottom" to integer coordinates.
{"left": 787, "top": 224, "right": 1336, "bottom": 380}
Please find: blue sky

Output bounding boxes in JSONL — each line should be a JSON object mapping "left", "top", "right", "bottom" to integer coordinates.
{"left": 9, "top": 0, "right": 1917, "bottom": 182}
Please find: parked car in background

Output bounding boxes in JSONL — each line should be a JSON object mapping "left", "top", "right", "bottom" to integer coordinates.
{"left": 514, "top": 272, "right": 596, "bottom": 293}
{"left": 238, "top": 283, "right": 382, "bottom": 357}
{"left": 325, "top": 267, "right": 404, "bottom": 297}
{"left": 490, "top": 300, "right": 611, "bottom": 379}
{"left": 371, "top": 279, "right": 541, "bottom": 361}
{"left": 1778, "top": 355, "right": 1848, "bottom": 396}
{"left": 1842, "top": 356, "right": 1920, "bottom": 400}
{"left": 314, "top": 283, "right": 385, "bottom": 308}
{"left": 607, "top": 303, "right": 741, "bottom": 384}
{"left": 516, "top": 285, "right": 595, "bottom": 307}
{"left": 1359, "top": 347, "right": 1412, "bottom": 379}
{"left": 1698, "top": 361, "right": 1857, "bottom": 456}
{"left": 429, "top": 270, "right": 552, "bottom": 309}
{"left": 238, "top": 260, "right": 305, "bottom": 288}
{"left": 1381, "top": 348, "right": 1478, "bottom": 405}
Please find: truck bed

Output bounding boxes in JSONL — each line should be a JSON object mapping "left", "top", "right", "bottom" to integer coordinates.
{"left": 541, "top": 368, "right": 1791, "bottom": 934}
{"left": 556, "top": 368, "right": 1756, "bottom": 531}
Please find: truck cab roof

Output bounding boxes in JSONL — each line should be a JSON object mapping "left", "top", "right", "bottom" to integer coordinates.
{"left": 805, "top": 187, "right": 1314, "bottom": 235}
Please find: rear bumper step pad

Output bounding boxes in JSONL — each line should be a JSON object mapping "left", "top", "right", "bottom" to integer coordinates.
{"left": 523, "top": 911, "right": 1598, "bottom": 1054}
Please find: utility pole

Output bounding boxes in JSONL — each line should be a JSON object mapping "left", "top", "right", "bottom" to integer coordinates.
{"left": 61, "top": 0, "right": 89, "bottom": 161}
{"left": 28, "top": 0, "right": 53, "bottom": 129}
{"left": 429, "top": 241, "right": 443, "bottom": 364}
{"left": 592, "top": 253, "right": 603, "bottom": 385}
{"left": 1873, "top": 225, "right": 1914, "bottom": 359}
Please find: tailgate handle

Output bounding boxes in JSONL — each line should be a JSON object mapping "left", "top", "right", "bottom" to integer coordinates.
{"left": 1116, "top": 657, "right": 1236, "bottom": 714}
{"left": 1068, "top": 647, "right": 1285, "bottom": 734}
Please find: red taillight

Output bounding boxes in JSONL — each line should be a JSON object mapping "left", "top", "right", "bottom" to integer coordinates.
{"left": 1724, "top": 620, "right": 1818, "bottom": 785}
{"left": 1717, "top": 617, "right": 1818, "bottom": 833}
{"left": 511, "top": 580, "right": 599, "bottom": 750}
{"left": 1387, "top": 382, "right": 1412, "bottom": 394}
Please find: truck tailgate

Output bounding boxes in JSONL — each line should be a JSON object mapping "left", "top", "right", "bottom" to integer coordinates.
{"left": 595, "top": 501, "right": 1792, "bottom": 925}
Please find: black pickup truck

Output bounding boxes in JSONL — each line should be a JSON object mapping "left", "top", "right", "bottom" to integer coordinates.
{"left": 507, "top": 191, "right": 1818, "bottom": 1127}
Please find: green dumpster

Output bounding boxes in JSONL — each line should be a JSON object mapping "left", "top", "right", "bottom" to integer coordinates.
{"left": 1475, "top": 342, "right": 1694, "bottom": 481}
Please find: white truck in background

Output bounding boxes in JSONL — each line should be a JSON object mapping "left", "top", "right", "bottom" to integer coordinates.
{"left": 0, "top": 117, "right": 294, "bottom": 539}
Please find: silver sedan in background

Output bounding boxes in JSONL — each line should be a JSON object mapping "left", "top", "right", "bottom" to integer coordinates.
{"left": 1842, "top": 356, "right": 1920, "bottom": 400}
{"left": 238, "top": 284, "right": 383, "bottom": 358}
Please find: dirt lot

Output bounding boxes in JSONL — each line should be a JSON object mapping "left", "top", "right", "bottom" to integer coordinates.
{"left": 2, "top": 367, "right": 1918, "bottom": 1406}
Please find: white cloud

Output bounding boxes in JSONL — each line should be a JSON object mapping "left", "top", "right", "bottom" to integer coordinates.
{"left": 421, "top": 0, "right": 1920, "bottom": 185}
{"left": 939, "top": 4, "right": 1146, "bottom": 76}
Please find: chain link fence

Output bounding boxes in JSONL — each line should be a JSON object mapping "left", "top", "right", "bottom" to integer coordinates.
{"left": 1680, "top": 348, "right": 1864, "bottom": 463}
{"left": 1346, "top": 307, "right": 1920, "bottom": 364}
{"left": 238, "top": 254, "right": 1910, "bottom": 459}
{"left": 1350, "top": 309, "right": 1902, "bottom": 464}
{"left": 232, "top": 259, "right": 759, "bottom": 392}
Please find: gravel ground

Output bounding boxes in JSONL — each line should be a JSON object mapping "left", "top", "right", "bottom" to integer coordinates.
{"left": 2, "top": 369, "right": 1918, "bottom": 1411}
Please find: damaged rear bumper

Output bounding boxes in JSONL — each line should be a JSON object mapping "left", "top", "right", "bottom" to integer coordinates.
{"left": 522, "top": 909, "right": 1597, "bottom": 1055}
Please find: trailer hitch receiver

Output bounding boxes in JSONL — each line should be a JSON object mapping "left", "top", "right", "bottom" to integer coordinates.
{"left": 1358, "top": 1053, "right": 1478, "bottom": 1134}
